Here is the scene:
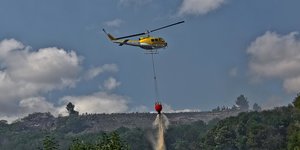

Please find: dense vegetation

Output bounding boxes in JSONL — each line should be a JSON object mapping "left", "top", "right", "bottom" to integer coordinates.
{"left": 0, "top": 116, "right": 218, "bottom": 149}
{"left": 200, "top": 106, "right": 300, "bottom": 150}
{"left": 0, "top": 95, "right": 299, "bottom": 150}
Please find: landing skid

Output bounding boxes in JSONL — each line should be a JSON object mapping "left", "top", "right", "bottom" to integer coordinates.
{"left": 145, "top": 49, "right": 159, "bottom": 54}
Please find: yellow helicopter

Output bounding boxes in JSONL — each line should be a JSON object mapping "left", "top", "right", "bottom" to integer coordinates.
{"left": 103, "top": 21, "right": 184, "bottom": 53}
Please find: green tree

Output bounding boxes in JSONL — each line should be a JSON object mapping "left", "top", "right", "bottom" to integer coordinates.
{"left": 119, "top": 128, "right": 151, "bottom": 150}
{"left": 66, "top": 102, "right": 79, "bottom": 116}
{"left": 42, "top": 135, "right": 58, "bottom": 150}
{"left": 166, "top": 120, "right": 212, "bottom": 150}
{"left": 293, "top": 93, "right": 300, "bottom": 110}
{"left": 236, "top": 95, "right": 249, "bottom": 111}
{"left": 287, "top": 123, "right": 300, "bottom": 150}
{"left": 69, "top": 138, "right": 94, "bottom": 150}
{"left": 96, "top": 132, "right": 129, "bottom": 150}
{"left": 69, "top": 132, "right": 129, "bottom": 150}
{"left": 253, "top": 103, "right": 262, "bottom": 111}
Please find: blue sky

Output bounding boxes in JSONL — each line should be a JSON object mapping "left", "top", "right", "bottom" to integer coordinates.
{"left": 1, "top": 0, "right": 300, "bottom": 121}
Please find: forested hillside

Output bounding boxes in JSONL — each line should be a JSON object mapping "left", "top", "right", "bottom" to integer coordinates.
{"left": 0, "top": 95, "right": 299, "bottom": 150}
{"left": 200, "top": 106, "right": 300, "bottom": 150}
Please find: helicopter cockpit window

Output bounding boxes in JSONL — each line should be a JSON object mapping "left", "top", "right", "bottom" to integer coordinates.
{"left": 151, "top": 39, "right": 154, "bottom": 42}
{"left": 155, "top": 39, "right": 158, "bottom": 41}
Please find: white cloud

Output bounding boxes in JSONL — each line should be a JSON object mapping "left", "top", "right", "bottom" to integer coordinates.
{"left": 104, "top": 19, "right": 124, "bottom": 28}
{"left": 0, "top": 116, "right": 19, "bottom": 124}
{"left": 0, "top": 39, "right": 81, "bottom": 102}
{"left": 19, "top": 97, "right": 58, "bottom": 115}
{"left": 161, "top": 103, "right": 201, "bottom": 113}
{"left": 283, "top": 76, "right": 300, "bottom": 93}
{"left": 103, "top": 77, "right": 121, "bottom": 91}
{"left": 0, "top": 96, "right": 60, "bottom": 123}
{"left": 130, "top": 104, "right": 201, "bottom": 113}
{"left": 0, "top": 39, "right": 125, "bottom": 122}
{"left": 2, "top": 90, "right": 130, "bottom": 123}
{"left": 247, "top": 31, "right": 300, "bottom": 93}
{"left": 60, "top": 91, "right": 129, "bottom": 115}
{"left": 0, "top": 39, "right": 24, "bottom": 58}
{"left": 178, "top": 0, "right": 226, "bottom": 16}
{"left": 85, "top": 64, "right": 118, "bottom": 80}
{"left": 261, "top": 96, "right": 287, "bottom": 110}
{"left": 0, "top": 39, "right": 82, "bottom": 121}
{"left": 129, "top": 105, "right": 149, "bottom": 113}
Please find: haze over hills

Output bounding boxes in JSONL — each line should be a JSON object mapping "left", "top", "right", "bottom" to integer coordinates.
{"left": 3, "top": 110, "right": 241, "bottom": 132}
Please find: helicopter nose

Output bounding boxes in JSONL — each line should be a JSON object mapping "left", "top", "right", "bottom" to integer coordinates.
{"left": 165, "top": 43, "right": 168, "bottom": 47}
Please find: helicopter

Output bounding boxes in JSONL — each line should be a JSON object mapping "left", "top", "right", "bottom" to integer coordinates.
{"left": 103, "top": 21, "right": 184, "bottom": 53}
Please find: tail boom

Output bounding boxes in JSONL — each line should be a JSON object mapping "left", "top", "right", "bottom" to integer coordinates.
{"left": 102, "top": 29, "right": 116, "bottom": 40}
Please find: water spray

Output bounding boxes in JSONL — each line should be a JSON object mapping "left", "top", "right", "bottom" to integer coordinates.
{"left": 153, "top": 114, "right": 169, "bottom": 150}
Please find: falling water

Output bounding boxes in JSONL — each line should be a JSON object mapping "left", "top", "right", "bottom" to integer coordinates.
{"left": 153, "top": 114, "right": 169, "bottom": 150}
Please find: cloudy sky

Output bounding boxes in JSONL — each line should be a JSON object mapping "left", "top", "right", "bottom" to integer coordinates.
{"left": 1, "top": 0, "right": 300, "bottom": 122}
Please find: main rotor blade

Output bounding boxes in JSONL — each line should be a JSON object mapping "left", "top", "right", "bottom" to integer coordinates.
{"left": 113, "top": 21, "right": 184, "bottom": 40}
{"left": 150, "top": 21, "right": 185, "bottom": 33}
{"left": 115, "top": 32, "right": 146, "bottom": 40}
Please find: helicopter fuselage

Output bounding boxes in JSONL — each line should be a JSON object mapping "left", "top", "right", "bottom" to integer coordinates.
{"left": 111, "top": 36, "right": 167, "bottom": 50}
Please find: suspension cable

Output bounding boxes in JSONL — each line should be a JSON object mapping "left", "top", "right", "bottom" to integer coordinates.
{"left": 151, "top": 53, "right": 160, "bottom": 101}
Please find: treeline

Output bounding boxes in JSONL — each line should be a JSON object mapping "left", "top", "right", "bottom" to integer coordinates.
{"left": 212, "top": 94, "right": 262, "bottom": 112}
